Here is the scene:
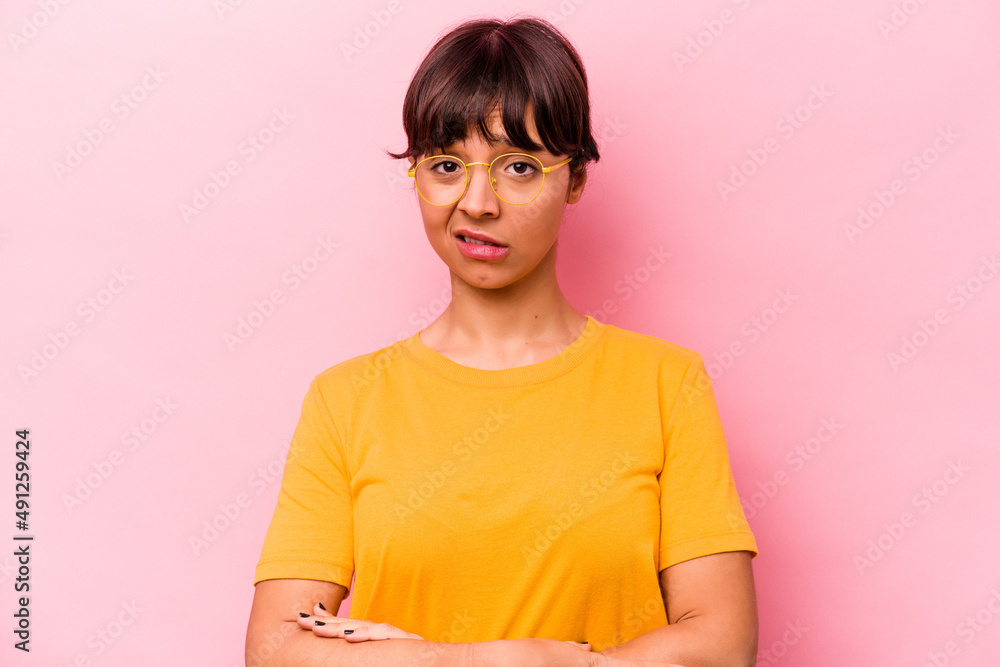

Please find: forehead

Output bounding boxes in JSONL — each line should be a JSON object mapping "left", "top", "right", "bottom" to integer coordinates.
{"left": 446, "top": 103, "right": 546, "bottom": 154}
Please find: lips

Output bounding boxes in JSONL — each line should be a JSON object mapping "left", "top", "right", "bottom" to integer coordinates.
{"left": 458, "top": 235, "right": 502, "bottom": 247}
{"left": 455, "top": 234, "right": 510, "bottom": 260}
{"left": 455, "top": 229, "right": 506, "bottom": 247}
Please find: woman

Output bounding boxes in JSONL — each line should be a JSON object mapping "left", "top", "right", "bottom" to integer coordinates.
{"left": 246, "top": 16, "right": 758, "bottom": 667}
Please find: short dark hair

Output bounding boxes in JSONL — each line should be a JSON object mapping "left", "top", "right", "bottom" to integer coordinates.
{"left": 385, "top": 15, "right": 600, "bottom": 182}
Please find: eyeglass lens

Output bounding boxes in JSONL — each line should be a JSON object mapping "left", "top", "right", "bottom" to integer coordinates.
{"left": 413, "top": 154, "right": 546, "bottom": 205}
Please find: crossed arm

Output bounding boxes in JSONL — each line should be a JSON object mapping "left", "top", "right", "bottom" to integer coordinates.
{"left": 245, "top": 550, "right": 757, "bottom": 667}
{"left": 599, "top": 551, "right": 757, "bottom": 666}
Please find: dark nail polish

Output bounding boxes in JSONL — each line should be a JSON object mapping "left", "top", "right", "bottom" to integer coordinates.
{"left": 315, "top": 620, "right": 326, "bottom": 626}
{"left": 299, "top": 613, "right": 309, "bottom": 618}
{"left": 343, "top": 629, "right": 354, "bottom": 635}
{"left": 317, "top": 602, "right": 327, "bottom": 611}
{"left": 581, "top": 641, "right": 589, "bottom": 644}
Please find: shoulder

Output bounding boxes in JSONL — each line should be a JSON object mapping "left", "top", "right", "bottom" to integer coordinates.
{"left": 598, "top": 321, "right": 702, "bottom": 375}
{"left": 309, "top": 336, "right": 410, "bottom": 395}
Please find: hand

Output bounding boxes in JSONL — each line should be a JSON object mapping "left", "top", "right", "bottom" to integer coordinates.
{"left": 296, "top": 602, "right": 425, "bottom": 642}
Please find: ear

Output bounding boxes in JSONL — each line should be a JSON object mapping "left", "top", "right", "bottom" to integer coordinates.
{"left": 566, "top": 166, "right": 588, "bottom": 204}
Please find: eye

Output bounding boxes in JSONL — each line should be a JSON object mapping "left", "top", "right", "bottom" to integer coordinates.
{"left": 508, "top": 160, "right": 536, "bottom": 175}
{"left": 429, "top": 159, "right": 462, "bottom": 174}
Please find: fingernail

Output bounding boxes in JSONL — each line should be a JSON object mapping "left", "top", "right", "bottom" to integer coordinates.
{"left": 343, "top": 629, "right": 354, "bottom": 635}
{"left": 299, "top": 613, "right": 309, "bottom": 618}
{"left": 315, "top": 620, "right": 326, "bottom": 626}
{"left": 317, "top": 602, "right": 327, "bottom": 611}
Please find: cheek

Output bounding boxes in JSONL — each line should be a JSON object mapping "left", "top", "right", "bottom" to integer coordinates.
{"left": 515, "top": 181, "right": 567, "bottom": 230}
{"left": 420, "top": 207, "right": 451, "bottom": 239}
{"left": 510, "top": 204, "right": 564, "bottom": 243}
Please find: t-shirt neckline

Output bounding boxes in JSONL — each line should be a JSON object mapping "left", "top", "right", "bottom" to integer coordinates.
{"left": 403, "top": 315, "right": 607, "bottom": 388}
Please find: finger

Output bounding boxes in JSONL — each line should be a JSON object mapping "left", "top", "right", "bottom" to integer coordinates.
{"left": 313, "top": 603, "right": 335, "bottom": 617}
{"left": 342, "top": 622, "right": 419, "bottom": 642}
{"left": 296, "top": 613, "right": 349, "bottom": 631}
{"left": 307, "top": 620, "right": 367, "bottom": 640}
{"left": 297, "top": 614, "right": 324, "bottom": 630}
{"left": 298, "top": 616, "right": 425, "bottom": 642}
{"left": 564, "top": 640, "right": 592, "bottom": 651}
{"left": 303, "top": 619, "right": 378, "bottom": 641}
{"left": 310, "top": 622, "right": 380, "bottom": 642}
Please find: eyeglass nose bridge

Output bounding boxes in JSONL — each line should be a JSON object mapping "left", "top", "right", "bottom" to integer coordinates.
{"left": 462, "top": 161, "right": 498, "bottom": 190}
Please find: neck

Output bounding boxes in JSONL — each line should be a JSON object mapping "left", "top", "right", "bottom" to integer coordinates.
{"left": 428, "top": 248, "right": 586, "bottom": 354}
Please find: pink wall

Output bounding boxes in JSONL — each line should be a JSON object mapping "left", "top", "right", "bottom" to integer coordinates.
{"left": 2, "top": 1, "right": 998, "bottom": 665}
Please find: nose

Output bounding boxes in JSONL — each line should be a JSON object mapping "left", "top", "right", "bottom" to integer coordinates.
{"left": 457, "top": 162, "right": 500, "bottom": 218}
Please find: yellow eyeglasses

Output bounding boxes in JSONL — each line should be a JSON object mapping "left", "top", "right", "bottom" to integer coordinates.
{"left": 407, "top": 153, "right": 573, "bottom": 206}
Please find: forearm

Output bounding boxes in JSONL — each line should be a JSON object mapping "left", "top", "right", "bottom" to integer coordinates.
{"left": 248, "top": 626, "right": 471, "bottom": 667}
{"left": 249, "top": 627, "right": 593, "bottom": 667}
{"left": 598, "top": 620, "right": 755, "bottom": 667}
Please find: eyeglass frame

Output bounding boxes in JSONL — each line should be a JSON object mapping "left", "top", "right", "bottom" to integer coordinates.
{"left": 406, "top": 152, "right": 574, "bottom": 206}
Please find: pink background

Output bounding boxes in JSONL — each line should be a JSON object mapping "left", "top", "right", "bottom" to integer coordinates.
{"left": 2, "top": 1, "right": 999, "bottom": 665}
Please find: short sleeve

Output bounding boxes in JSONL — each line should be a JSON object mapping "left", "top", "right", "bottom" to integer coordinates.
{"left": 253, "top": 378, "right": 355, "bottom": 591}
{"left": 658, "top": 354, "right": 758, "bottom": 571}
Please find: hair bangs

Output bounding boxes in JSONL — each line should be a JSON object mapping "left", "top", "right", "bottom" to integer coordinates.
{"left": 387, "top": 17, "right": 600, "bottom": 179}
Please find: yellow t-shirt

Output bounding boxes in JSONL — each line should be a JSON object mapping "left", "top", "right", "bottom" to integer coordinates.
{"left": 254, "top": 315, "right": 757, "bottom": 651}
